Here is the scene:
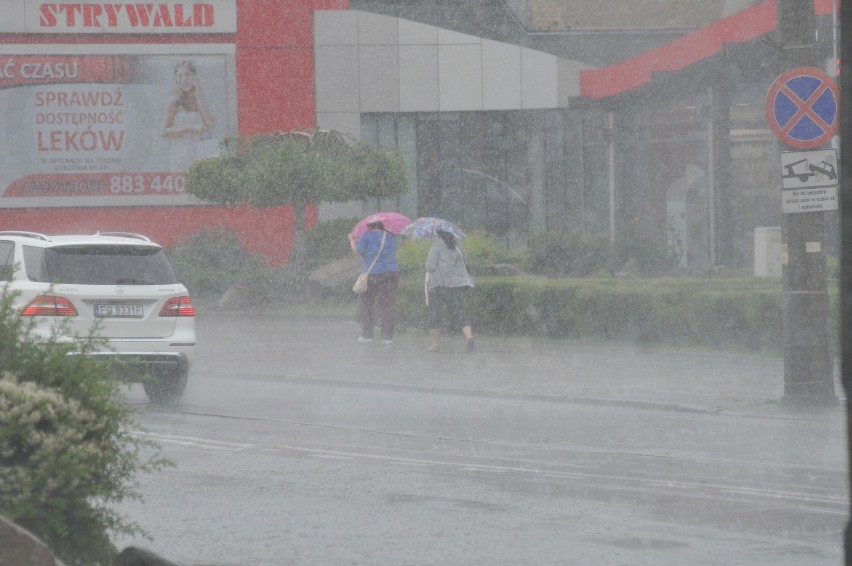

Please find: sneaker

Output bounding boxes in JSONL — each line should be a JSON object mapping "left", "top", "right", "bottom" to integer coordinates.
{"left": 357, "top": 337, "right": 373, "bottom": 344}
{"left": 466, "top": 338, "right": 475, "bottom": 353}
{"left": 382, "top": 339, "right": 393, "bottom": 345}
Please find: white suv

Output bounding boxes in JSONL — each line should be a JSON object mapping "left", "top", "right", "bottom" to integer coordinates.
{"left": 0, "top": 231, "right": 196, "bottom": 402}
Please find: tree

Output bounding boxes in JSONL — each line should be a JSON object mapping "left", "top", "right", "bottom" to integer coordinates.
{"left": 185, "top": 130, "right": 409, "bottom": 287}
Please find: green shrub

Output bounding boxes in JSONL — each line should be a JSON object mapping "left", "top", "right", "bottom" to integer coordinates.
{"left": 168, "top": 225, "right": 323, "bottom": 301}
{"left": 0, "top": 290, "right": 170, "bottom": 565}
{"left": 827, "top": 254, "right": 839, "bottom": 279}
{"left": 396, "top": 230, "right": 518, "bottom": 277}
{"left": 305, "top": 217, "right": 361, "bottom": 271}
{"left": 526, "top": 231, "right": 611, "bottom": 277}
{"left": 243, "top": 264, "right": 299, "bottom": 300}
{"left": 609, "top": 234, "right": 679, "bottom": 276}
{"left": 396, "top": 238, "right": 431, "bottom": 276}
{"left": 396, "top": 275, "right": 786, "bottom": 351}
{"left": 462, "top": 231, "right": 522, "bottom": 274}
{"left": 167, "top": 226, "right": 266, "bottom": 297}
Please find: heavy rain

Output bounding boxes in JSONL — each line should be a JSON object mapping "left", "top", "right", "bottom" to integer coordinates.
{"left": 0, "top": 1, "right": 849, "bottom": 565}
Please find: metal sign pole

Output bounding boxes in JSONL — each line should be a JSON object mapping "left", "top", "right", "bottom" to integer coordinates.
{"left": 776, "top": 0, "right": 836, "bottom": 404}
{"left": 839, "top": 0, "right": 852, "bottom": 560}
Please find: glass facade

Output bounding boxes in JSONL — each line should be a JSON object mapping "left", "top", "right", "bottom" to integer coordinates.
{"left": 362, "top": 87, "right": 804, "bottom": 271}
{"left": 363, "top": 108, "right": 609, "bottom": 248}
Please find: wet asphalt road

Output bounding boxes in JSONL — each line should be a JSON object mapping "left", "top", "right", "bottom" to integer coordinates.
{"left": 112, "top": 313, "right": 848, "bottom": 565}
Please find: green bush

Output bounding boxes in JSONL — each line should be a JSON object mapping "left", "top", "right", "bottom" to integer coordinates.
{"left": 525, "top": 229, "right": 678, "bottom": 278}
{"left": 243, "top": 264, "right": 299, "bottom": 300}
{"left": 304, "top": 217, "right": 361, "bottom": 271}
{"left": 396, "top": 231, "right": 519, "bottom": 277}
{"left": 609, "top": 234, "right": 679, "bottom": 276}
{"left": 396, "top": 275, "right": 787, "bottom": 351}
{"left": 827, "top": 254, "right": 840, "bottom": 279}
{"left": 167, "top": 226, "right": 266, "bottom": 297}
{"left": 526, "top": 231, "right": 611, "bottom": 277}
{"left": 0, "top": 290, "right": 170, "bottom": 565}
{"left": 396, "top": 238, "right": 431, "bottom": 276}
{"left": 462, "top": 231, "right": 522, "bottom": 274}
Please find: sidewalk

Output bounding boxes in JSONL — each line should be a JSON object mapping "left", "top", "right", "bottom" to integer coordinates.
{"left": 196, "top": 304, "right": 846, "bottom": 420}
{"left": 350, "top": 323, "right": 842, "bottom": 419}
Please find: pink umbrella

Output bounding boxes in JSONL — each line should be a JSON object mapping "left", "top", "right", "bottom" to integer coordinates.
{"left": 350, "top": 212, "right": 412, "bottom": 240}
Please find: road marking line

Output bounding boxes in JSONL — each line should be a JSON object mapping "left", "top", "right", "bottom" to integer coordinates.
{"left": 134, "top": 431, "right": 253, "bottom": 451}
{"left": 136, "top": 432, "right": 847, "bottom": 514}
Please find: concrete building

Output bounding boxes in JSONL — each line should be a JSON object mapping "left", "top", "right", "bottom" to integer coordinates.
{"left": 0, "top": 0, "right": 838, "bottom": 271}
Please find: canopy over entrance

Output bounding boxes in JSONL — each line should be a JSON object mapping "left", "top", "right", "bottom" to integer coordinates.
{"left": 580, "top": 0, "right": 837, "bottom": 100}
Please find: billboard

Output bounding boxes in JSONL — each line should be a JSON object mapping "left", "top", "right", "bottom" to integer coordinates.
{"left": 0, "top": 50, "right": 236, "bottom": 207}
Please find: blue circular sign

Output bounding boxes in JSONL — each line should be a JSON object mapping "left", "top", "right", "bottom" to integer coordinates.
{"left": 765, "top": 67, "right": 839, "bottom": 149}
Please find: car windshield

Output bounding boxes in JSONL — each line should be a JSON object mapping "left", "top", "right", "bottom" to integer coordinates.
{"left": 23, "top": 244, "right": 178, "bottom": 285}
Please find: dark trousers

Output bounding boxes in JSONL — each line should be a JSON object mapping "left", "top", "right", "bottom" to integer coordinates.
{"left": 359, "top": 271, "right": 400, "bottom": 340}
{"left": 428, "top": 286, "right": 470, "bottom": 331}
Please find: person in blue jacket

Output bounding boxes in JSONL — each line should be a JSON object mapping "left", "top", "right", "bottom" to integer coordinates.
{"left": 349, "top": 221, "right": 400, "bottom": 344}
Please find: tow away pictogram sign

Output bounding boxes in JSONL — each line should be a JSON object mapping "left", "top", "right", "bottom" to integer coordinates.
{"left": 780, "top": 149, "right": 839, "bottom": 213}
{"left": 766, "top": 67, "right": 839, "bottom": 150}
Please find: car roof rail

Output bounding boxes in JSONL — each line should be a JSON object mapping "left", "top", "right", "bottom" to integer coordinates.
{"left": 0, "top": 230, "right": 50, "bottom": 241}
{"left": 94, "top": 231, "right": 152, "bottom": 242}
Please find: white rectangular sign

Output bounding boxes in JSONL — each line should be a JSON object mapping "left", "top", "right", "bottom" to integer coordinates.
{"left": 781, "top": 186, "right": 839, "bottom": 213}
{"left": 780, "top": 149, "right": 839, "bottom": 190}
{"left": 0, "top": 1, "right": 237, "bottom": 34}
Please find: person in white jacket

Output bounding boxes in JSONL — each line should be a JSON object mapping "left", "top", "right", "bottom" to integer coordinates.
{"left": 425, "top": 230, "right": 475, "bottom": 352}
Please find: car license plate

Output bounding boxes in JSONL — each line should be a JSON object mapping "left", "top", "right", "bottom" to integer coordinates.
{"left": 94, "top": 304, "right": 143, "bottom": 318}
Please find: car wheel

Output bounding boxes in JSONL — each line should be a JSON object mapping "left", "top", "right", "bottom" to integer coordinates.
{"left": 143, "top": 368, "right": 188, "bottom": 403}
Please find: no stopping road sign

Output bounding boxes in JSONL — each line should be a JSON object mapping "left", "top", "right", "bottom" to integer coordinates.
{"left": 766, "top": 67, "right": 839, "bottom": 150}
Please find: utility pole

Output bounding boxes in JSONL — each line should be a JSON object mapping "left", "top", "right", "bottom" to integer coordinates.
{"left": 776, "top": 0, "right": 836, "bottom": 404}
{"left": 840, "top": 0, "right": 852, "bottom": 558}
